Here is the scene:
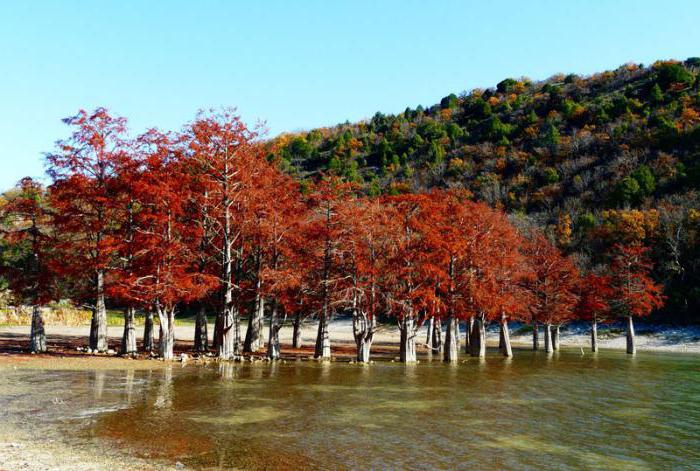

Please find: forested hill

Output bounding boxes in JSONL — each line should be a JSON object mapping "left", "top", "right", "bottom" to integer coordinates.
{"left": 268, "top": 58, "right": 700, "bottom": 321}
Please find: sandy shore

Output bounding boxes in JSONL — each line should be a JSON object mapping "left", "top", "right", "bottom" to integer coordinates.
{"left": 1, "top": 319, "right": 699, "bottom": 361}
{"left": 0, "top": 432, "right": 165, "bottom": 471}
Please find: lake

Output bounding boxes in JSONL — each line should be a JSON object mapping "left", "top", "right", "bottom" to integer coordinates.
{"left": 2, "top": 349, "right": 699, "bottom": 470}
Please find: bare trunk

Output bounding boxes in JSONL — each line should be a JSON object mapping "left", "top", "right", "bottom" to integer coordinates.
{"left": 194, "top": 305, "right": 209, "bottom": 352}
{"left": 157, "top": 305, "right": 175, "bottom": 360}
{"left": 544, "top": 323, "right": 553, "bottom": 353}
{"left": 353, "top": 311, "right": 375, "bottom": 363}
{"left": 244, "top": 281, "right": 264, "bottom": 352}
{"left": 29, "top": 305, "right": 46, "bottom": 353}
{"left": 399, "top": 316, "right": 417, "bottom": 363}
{"left": 121, "top": 307, "right": 137, "bottom": 356}
{"left": 143, "top": 309, "right": 154, "bottom": 352}
{"left": 292, "top": 312, "right": 302, "bottom": 349}
{"left": 626, "top": 315, "right": 635, "bottom": 355}
{"left": 591, "top": 319, "right": 598, "bottom": 352}
{"left": 89, "top": 270, "right": 108, "bottom": 353}
{"left": 425, "top": 316, "right": 434, "bottom": 350}
{"left": 267, "top": 302, "right": 282, "bottom": 360}
{"left": 218, "top": 304, "right": 239, "bottom": 360}
{"left": 532, "top": 321, "right": 539, "bottom": 351}
{"left": 470, "top": 314, "right": 486, "bottom": 357}
{"left": 314, "top": 309, "right": 331, "bottom": 359}
{"left": 464, "top": 317, "right": 473, "bottom": 353}
{"left": 552, "top": 325, "right": 561, "bottom": 350}
{"left": 432, "top": 317, "right": 443, "bottom": 353}
{"left": 500, "top": 314, "right": 513, "bottom": 357}
{"left": 443, "top": 316, "right": 459, "bottom": 362}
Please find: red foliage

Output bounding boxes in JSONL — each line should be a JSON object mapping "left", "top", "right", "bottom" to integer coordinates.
{"left": 609, "top": 244, "right": 664, "bottom": 318}
{"left": 0, "top": 178, "right": 56, "bottom": 304}
{"left": 524, "top": 233, "right": 580, "bottom": 325}
{"left": 576, "top": 273, "right": 614, "bottom": 323}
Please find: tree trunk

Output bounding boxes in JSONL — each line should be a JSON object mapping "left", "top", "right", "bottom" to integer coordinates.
{"left": 499, "top": 314, "right": 513, "bottom": 357}
{"left": 244, "top": 286, "right": 264, "bottom": 352}
{"left": 89, "top": 270, "right": 108, "bottom": 353}
{"left": 292, "top": 312, "right": 302, "bottom": 349}
{"left": 157, "top": 305, "right": 175, "bottom": 360}
{"left": 29, "top": 305, "right": 46, "bottom": 353}
{"left": 626, "top": 315, "right": 635, "bottom": 355}
{"left": 425, "top": 316, "right": 434, "bottom": 350}
{"left": 353, "top": 311, "right": 374, "bottom": 363}
{"left": 544, "top": 323, "right": 553, "bottom": 353}
{"left": 194, "top": 305, "right": 209, "bottom": 353}
{"left": 314, "top": 310, "right": 331, "bottom": 359}
{"left": 399, "top": 316, "right": 417, "bottom": 363}
{"left": 267, "top": 302, "right": 282, "bottom": 360}
{"left": 444, "top": 316, "right": 459, "bottom": 362}
{"left": 532, "top": 321, "right": 539, "bottom": 351}
{"left": 470, "top": 315, "right": 485, "bottom": 357}
{"left": 218, "top": 304, "right": 239, "bottom": 360}
{"left": 432, "top": 317, "right": 443, "bottom": 353}
{"left": 143, "top": 309, "right": 154, "bottom": 352}
{"left": 464, "top": 317, "right": 473, "bottom": 354}
{"left": 552, "top": 325, "right": 561, "bottom": 350}
{"left": 121, "top": 307, "right": 137, "bottom": 356}
{"left": 591, "top": 319, "right": 598, "bottom": 352}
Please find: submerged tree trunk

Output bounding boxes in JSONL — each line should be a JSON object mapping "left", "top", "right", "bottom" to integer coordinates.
{"left": 314, "top": 309, "right": 331, "bottom": 360}
{"left": 121, "top": 307, "right": 137, "bottom": 356}
{"left": 444, "top": 316, "right": 459, "bottom": 362}
{"left": 552, "top": 325, "right": 561, "bottom": 351}
{"left": 399, "top": 315, "right": 417, "bottom": 363}
{"left": 244, "top": 282, "right": 265, "bottom": 352}
{"left": 626, "top": 315, "right": 635, "bottom": 355}
{"left": 470, "top": 314, "right": 486, "bottom": 357}
{"left": 353, "top": 311, "right": 375, "bottom": 363}
{"left": 194, "top": 305, "right": 209, "bottom": 353}
{"left": 544, "top": 323, "right": 553, "bottom": 353}
{"left": 29, "top": 305, "right": 46, "bottom": 353}
{"left": 267, "top": 302, "right": 282, "bottom": 360}
{"left": 464, "top": 317, "right": 473, "bottom": 354}
{"left": 157, "top": 305, "right": 175, "bottom": 360}
{"left": 499, "top": 313, "right": 513, "bottom": 358}
{"left": 143, "top": 309, "right": 154, "bottom": 353}
{"left": 432, "top": 317, "right": 443, "bottom": 353}
{"left": 292, "top": 312, "right": 303, "bottom": 349}
{"left": 532, "top": 321, "right": 539, "bottom": 351}
{"left": 218, "top": 304, "right": 239, "bottom": 360}
{"left": 591, "top": 318, "right": 598, "bottom": 352}
{"left": 425, "top": 316, "right": 434, "bottom": 350}
{"left": 89, "top": 269, "right": 108, "bottom": 353}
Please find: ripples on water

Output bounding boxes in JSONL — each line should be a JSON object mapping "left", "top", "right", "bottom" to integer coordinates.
{"left": 1, "top": 350, "right": 699, "bottom": 470}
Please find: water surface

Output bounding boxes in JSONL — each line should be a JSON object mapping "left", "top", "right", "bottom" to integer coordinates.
{"left": 2, "top": 350, "right": 699, "bottom": 470}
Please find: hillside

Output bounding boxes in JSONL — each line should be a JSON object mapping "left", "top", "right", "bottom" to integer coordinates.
{"left": 268, "top": 58, "right": 700, "bottom": 321}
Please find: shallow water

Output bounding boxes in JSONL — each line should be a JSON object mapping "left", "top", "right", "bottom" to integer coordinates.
{"left": 2, "top": 349, "right": 700, "bottom": 470}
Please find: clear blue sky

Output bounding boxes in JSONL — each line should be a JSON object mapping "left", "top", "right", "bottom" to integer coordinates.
{"left": 1, "top": 0, "right": 698, "bottom": 189}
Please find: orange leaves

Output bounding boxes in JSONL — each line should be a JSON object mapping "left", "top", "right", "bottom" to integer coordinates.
{"left": 601, "top": 209, "right": 659, "bottom": 243}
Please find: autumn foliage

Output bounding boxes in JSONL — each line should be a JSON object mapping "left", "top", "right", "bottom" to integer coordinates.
{"left": 0, "top": 107, "right": 667, "bottom": 359}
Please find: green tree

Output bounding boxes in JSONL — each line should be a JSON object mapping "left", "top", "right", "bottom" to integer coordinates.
{"left": 632, "top": 165, "right": 656, "bottom": 196}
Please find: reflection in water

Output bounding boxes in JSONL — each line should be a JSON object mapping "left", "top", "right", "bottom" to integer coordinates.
{"left": 93, "top": 370, "right": 105, "bottom": 400}
{"left": 124, "top": 369, "right": 134, "bottom": 405}
{"left": 3, "top": 350, "right": 700, "bottom": 470}
{"left": 218, "top": 361, "right": 236, "bottom": 381}
{"left": 154, "top": 366, "right": 173, "bottom": 409}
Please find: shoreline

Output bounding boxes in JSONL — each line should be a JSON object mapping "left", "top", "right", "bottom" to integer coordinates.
{"left": 1, "top": 320, "right": 699, "bottom": 367}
